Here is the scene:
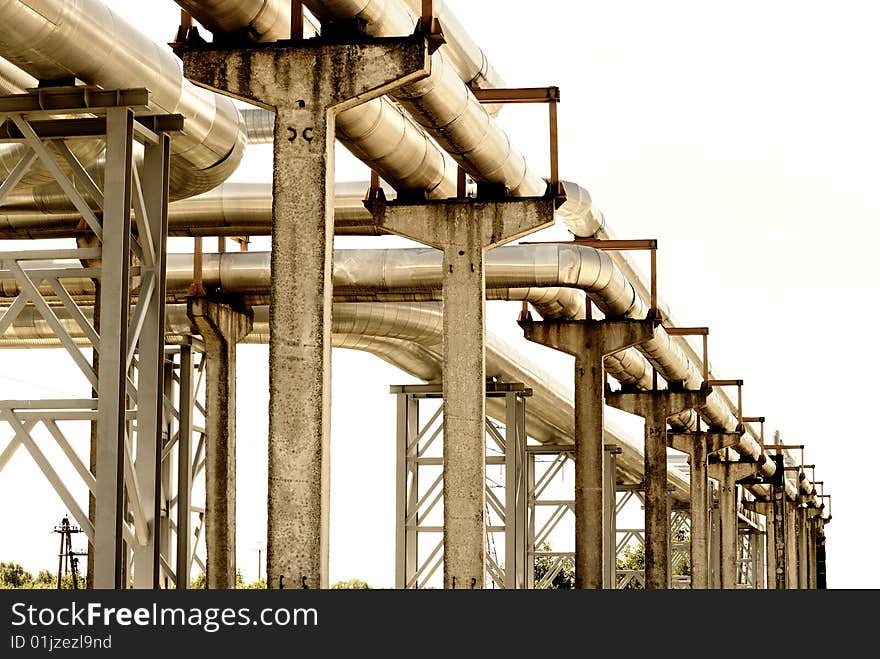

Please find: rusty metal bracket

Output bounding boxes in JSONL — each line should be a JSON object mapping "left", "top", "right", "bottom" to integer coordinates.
{"left": 418, "top": 0, "right": 446, "bottom": 54}
{"left": 705, "top": 379, "right": 744, "bottom": 432}
{"left": 471, "top": 86, "right": 563, "bottom": 204}
{"left": 665, "top": 326, "right": 710, "bottom": 383}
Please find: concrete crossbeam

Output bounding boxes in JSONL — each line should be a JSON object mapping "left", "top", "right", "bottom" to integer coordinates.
{"left": 707, "top": 460, "right": 761, "bottom": 589}
{"left": 370, "top": 196, "right": 554, "bottom": 588}
{"left": 669, "top": 431, "right": 742, "bottom": 589}
{"left": 520, "top": 318, "right": 654, "bottom": 589}
{"left": 606, "top": 387, "right": 708, "bottom": 589}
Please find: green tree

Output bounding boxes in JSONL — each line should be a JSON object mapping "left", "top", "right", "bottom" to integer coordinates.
{"left": 0, "top": 562, "right": 33, "bottom": 589}
{"left": 533, "top": 541, "right": 575, "bottom": 589}
{"left": 616, "top": 529, "right": 692, "bottom": 589}
{"left": 331, "top": 578, "right": 371, "bottom": 589}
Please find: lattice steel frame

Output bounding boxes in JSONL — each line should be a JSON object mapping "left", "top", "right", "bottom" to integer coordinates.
{"left": 0, "top": 87, "right": 179, "bottom": 588}
{"left": 393, "top": 382, "right": 530, "bottom": 589}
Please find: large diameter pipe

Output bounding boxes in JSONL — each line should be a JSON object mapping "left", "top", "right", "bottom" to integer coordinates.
{"left": 0, "top": 299, "right": 690, "bottom": 498}
{"left": 0, "top": 0, "right": 246, "bottom": 199}
{"left": 0, "top": 244, "right": 771, "bottom": 480}
{"left": 175, "top": 0, "right": 456, "bottom": 198}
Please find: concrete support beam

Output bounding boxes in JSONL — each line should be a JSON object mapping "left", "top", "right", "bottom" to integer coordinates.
{"left": 770, "top": 488, "right": 786, "bottom": 589}
{"left": 187, "top": 298, "right": 252, "bottom": 589}
{"left": 606, "top": 387, "right": 708, "bottom": 589}
{"left": 707, "top": 460, "right": 761, "bottom": 589}
{"left": 785, "top": 500, "right": 799, "bottom": 589}
{"left": 184, "top": 36, "right": 431, "bottom": 590}
{"left": 519, "top": 319, "right": 654, "bottom": 589}
{"left": 370, "top": 196, "right": 554, "bottom": 588}
{"left": 807, "top": 510, "right": 819, "bottom": 589}
{"left": 797, "top": 503, "right": 809, "bottom": 589}
{"left": 668, "top": 431, "right": 741, "bottom": 589}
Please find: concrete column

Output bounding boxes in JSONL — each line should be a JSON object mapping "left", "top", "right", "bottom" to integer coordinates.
{"left": 785, "top": 499, "right": 799, "bottom": 589}
{"left": 184, "top": 37, "right": 431, "bottom": 590}
{"left": 797, "top": 503, "right": 809, "bottom": 589}
{"left": 520, "top": 319, "right": 654, "bottom": 589}
{"left": 187, "top": 298, "right": 252, "bottom": 589}
{"left": 668, "top": 431, "right": 741, "bottom": 589}
{"left": 771, "top": 486, "right": 787, "bottom": 589}
{"left": 816, "top": 519, "right": 827, "bottom": 589}
{"left": 807, "top": 512, "right": 818, "bottom": 589}
{"left": 606, "top": 387, "right": 707, "bottom": 589}
{"left": 371, "top": 198, "right": 554, "bottom": 589}
{"left": 709, "top": 484, "right": 721, "bottom": 588}
{"left": 707, "top": 460, "right": 760, "bottom": 589}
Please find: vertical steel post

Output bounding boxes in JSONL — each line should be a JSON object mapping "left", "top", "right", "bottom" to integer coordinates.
{"left": 176, "top": 344, "right": 194, "bottom": 588}
{"left": 131, "top": 132, "right": 170, "bottom": 589}
{"left": 603, "top": 445, "right": 619, "bottom": 588}
{"left": 93, "top": 107, "right": 134, "bottom": 589}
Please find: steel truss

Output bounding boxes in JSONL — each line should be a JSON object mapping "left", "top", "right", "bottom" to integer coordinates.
{"left": 0, "top": 87, "right": 179, "bottom": 588}
{"left": 393, "top": 382, "right": 531, "bottom": 589}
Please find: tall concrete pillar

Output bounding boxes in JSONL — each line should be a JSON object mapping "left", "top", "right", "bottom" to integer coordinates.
{"left": 807, "top": 511, "right": 819, "bottom": 589}
{"left": 519, "top": 319, "right": 654, "bottom": 589}
{"left": 371, "top": 197, "right": 555, "bottom": 588}
{"left": 707, "top": 460, "right": 760, "bottom": 589}
{"left": 785, "top": 499, "right": 799, "bottom": 589}
{"left": 668, "top": 431, "right": 741, "bottom": 589}
{"left": 184, "top": 37, "right": 431, "bottom": 589}
{"left": 770, "top": 485, "right": 787, "bottom": 589}
{"left": 797, "top": 502, "right": 809, "bottom": 589}
{"left": 187, "top": 298, "right": 252, "bottom": 589}
{"left": 606, "top": 387, "right": 708, "bottom": 589}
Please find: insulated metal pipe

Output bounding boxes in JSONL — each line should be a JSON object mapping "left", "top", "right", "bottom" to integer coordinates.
{"left": 0, "top": 299, "right": 690, "bottom": 498}
{"left": 0, "top": 244, "right": 793, "bottom": 492}
{"left": 0, "top": 0, "right": 247, "bottom": 199}
{"left": 174, "top": 0, "right": 456, "bottom": 198}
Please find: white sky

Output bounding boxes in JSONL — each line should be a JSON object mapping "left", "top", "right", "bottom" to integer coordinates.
{"left": 1, "top": 0, "right": 877, "bottom": 588}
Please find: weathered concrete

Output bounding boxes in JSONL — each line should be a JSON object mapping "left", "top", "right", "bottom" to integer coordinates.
{"left": 771, "top": 487, "right": 787, "bottom": 589}
{"left": 519, "top": 319, "right": 654, "bottom": 589}
{"left": 807, "top": 510, "right": 819, "bottom": 589}
{"left": 797, "top": 502, "right": 809, "bottom": 589}
{"left": 785, "top": 500, "right": 799, "bottom": 589}
{"left": 370, "top": 197, "right": 555, "bottom": 588}
{"left": 605, "top": 387, "right": 708, "bottom": 589}
{"left": 184, "top": 37, "right": 431, "bottom": 589}
{"left": 707, "top": 459, "right": 760, "bottom": 589}
{"left": 187, "top": 298, "right": 252, "bottom": 589}
{"left": 668, "top": 431, "right": 741, "bottom": 589}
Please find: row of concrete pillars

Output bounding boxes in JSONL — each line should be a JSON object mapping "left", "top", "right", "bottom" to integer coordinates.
{"left": 173, "top": 36, "right": 827, "bottom": 589}
{"left": 178, "top": 309, "right": 824, "bottom": 589}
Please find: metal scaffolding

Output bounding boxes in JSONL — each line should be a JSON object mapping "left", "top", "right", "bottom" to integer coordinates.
{"left": 0, "top": 87, "right": 179, "bottom": 588}
{"left": 393, "top": 382, "right": 530, "bottom": 589}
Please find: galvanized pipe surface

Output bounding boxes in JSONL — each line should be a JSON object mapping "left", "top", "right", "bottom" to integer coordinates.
{"left": 0, "top": 244, "right": 791, "bottom": 490}
{"left": 174, "top": 0, "right": 456, "bottom": 198}
{"left": 0, "top": 0, "right": 247, "bottom": 199}
{"left": 0, "top": 299, "right": 688, "bottom": 497}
